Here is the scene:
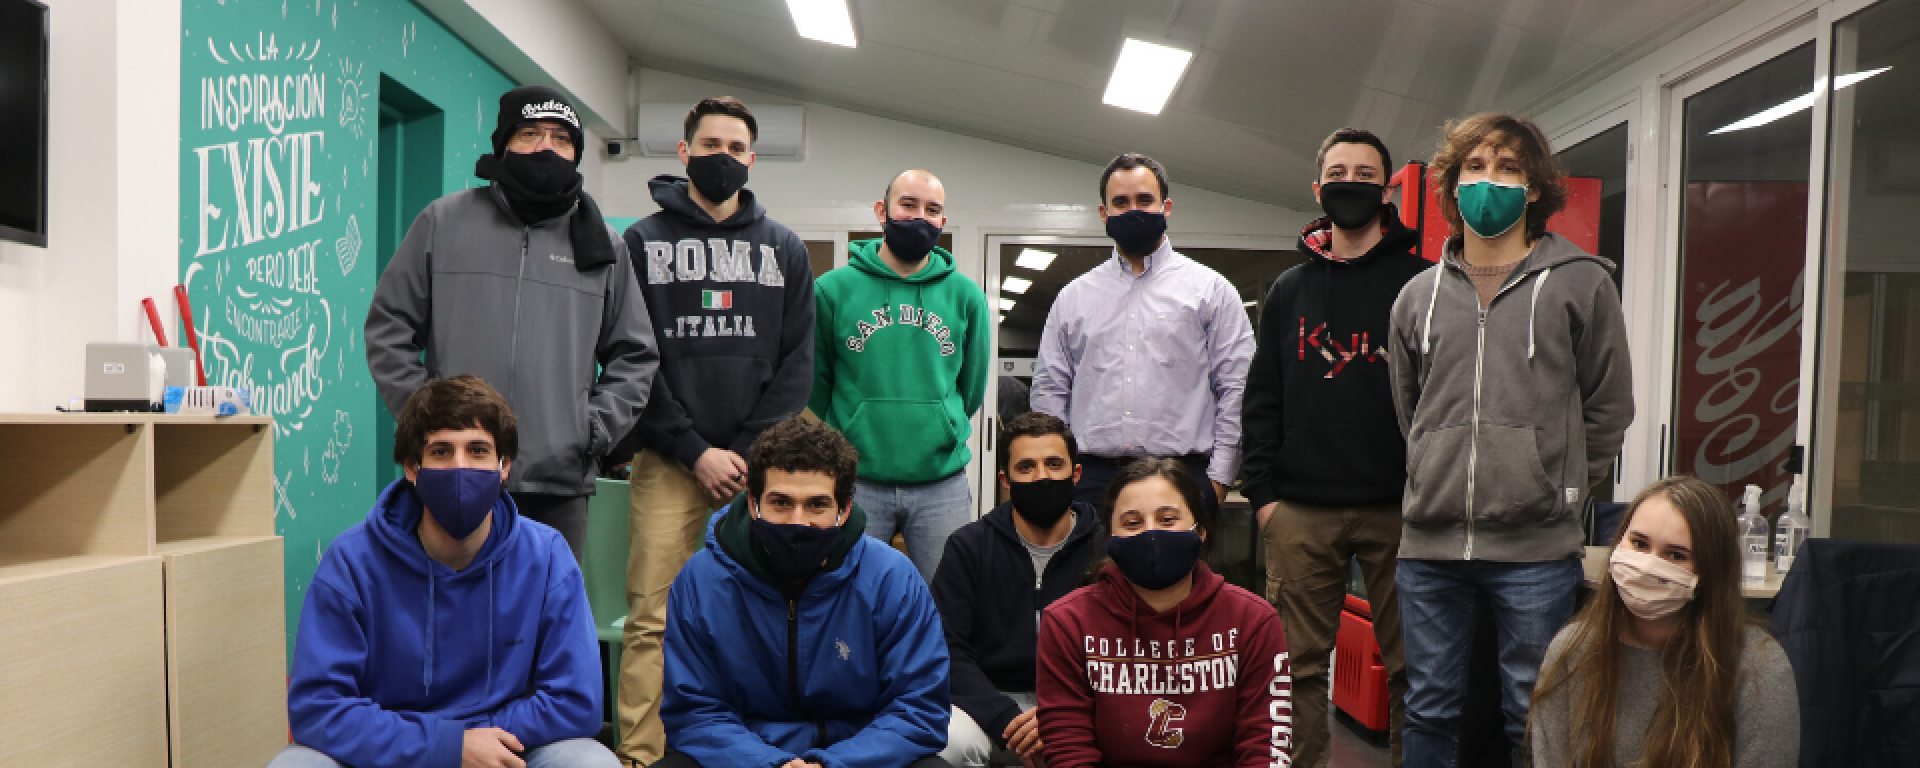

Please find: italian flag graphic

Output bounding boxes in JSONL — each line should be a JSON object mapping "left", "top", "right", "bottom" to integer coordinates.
{"left": 701, "top": 290, "right": 732, "bottom": 310}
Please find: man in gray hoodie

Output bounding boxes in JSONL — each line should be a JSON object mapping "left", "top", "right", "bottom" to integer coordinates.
{"left": 366, "top": 86, "right": 659, "bottom": 562}
{"left": 1387, "top": 114, "right": 1633, "bottom": 768}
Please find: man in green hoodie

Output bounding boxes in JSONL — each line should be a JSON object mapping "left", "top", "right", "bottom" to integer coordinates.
{"left": 811, "top": 169, "right": 991, "bottom": 583}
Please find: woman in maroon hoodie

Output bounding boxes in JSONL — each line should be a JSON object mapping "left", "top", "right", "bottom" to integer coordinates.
{"left": 1036, "top": 458, "right": 1295, "bottom": 768}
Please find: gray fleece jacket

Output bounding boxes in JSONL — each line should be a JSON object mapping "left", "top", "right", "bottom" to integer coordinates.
{"left": 1388, "top": 234, "right": 1633, "bottom": 562}
{"left": 365, "top": 186, "right": 660, "bottom": 497}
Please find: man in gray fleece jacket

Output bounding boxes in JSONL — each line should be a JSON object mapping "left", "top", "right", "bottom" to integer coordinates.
{"left": 1386, "top": 114, "right": 1633, "bottom": 768}
{"left": 366, "top": 86, "right": 659, "bottom": 561}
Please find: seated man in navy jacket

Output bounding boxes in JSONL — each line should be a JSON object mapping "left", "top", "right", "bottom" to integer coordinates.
{"left": 658, "top": 415, "right": 952, "bottom": 768}
{"left": 271, "top": 374, "right": 615, "bottom": 768}
{"left": 932, "top": 411, "right": 1101, "bottom": 768}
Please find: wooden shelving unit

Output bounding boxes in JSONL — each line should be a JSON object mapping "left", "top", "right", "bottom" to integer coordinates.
{"left": 0, "top": 413, "right": 285, "bottom": 767}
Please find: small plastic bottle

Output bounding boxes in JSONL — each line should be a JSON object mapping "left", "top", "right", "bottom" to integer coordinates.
{"left": 1774, "top": 476, "right": 1811, "bottom": 575}
{"left": 1738, "top": 484, "right": 1770, "bottom": 585}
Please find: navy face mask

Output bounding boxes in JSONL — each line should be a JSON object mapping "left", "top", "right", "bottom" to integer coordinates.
{"left": 750, "top": 504, "right": 846, "bottom": 583}
{"left": 1107, "top": 527, "right": 1203, "bottom": 591}
{"left": 413, "top": 466, "right": 505, "bottom": 540}
{"left": 1105, "top": 209, "right": 1168, "bottom": 256}
{"left": 882, "top": 215, "right": 942, "bottom": 264}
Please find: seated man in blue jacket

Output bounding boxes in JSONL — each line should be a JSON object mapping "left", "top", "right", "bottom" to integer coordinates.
{"left": 658, "top": 415, "right": 952, "bottom": 768}
{"left": 932, "top": 411, "right": 1100, "bottom": 768}
{"left": 271, "top": 374, "right": 616, "bottom": 768}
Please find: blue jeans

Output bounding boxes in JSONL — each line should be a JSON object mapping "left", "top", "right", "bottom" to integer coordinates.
{"left": 265, "top": 738, "right": 620, "bottom": 767}
{"left": 857, "top": 470, "right": 973, "bottom": 583}
{"left": 1395, "top": 557, "right": 1582, "bottom": 768}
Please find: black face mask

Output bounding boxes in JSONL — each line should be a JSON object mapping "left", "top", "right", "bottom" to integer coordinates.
{"left": 1105, "top": 209, "right": 1167, "bottom": 256}
{"left": 686, "top": 152, "right": 750, "bottom": 205}
{"left": 1107, "top": 528, "right": 1202, "bottom": 591}
{"left": 487, "top": 149, "right": 583, "bottom": 224}
{"left": 750, "top": 511, "right": 844, "bottom": 584}
{"left": 1319, "top": 181, "right": 1387, "bottom": 231}
{"left": 882, "top": 216, "right": 942, "bottom": 264}
{"left": 1008, "top": 476, "right": 1075, "bottom": 530}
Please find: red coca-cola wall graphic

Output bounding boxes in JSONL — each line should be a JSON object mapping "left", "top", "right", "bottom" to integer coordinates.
{"left": 1677, "top": 181, "right": 1807, "bottom": 513}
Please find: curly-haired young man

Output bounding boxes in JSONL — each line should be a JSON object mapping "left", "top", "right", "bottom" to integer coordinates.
{"left": 655, "top": 415, "right": 953, "bottom": 768}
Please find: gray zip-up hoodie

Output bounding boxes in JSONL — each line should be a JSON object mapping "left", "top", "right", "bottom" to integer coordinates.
{"left": 1387, "top": 233, "right": 1633, "bottom": 562}
{"left": 366, "top": 186, "right": 660, "bottom": 497}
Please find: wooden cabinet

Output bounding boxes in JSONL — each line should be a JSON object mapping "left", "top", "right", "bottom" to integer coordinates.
{"left": 0, "top": 414, "right": 285, "bottom": 767}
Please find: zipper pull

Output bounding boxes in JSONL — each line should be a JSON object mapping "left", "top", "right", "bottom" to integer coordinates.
{"left": 789, "top": 600, "right": 797, "bottom": 620}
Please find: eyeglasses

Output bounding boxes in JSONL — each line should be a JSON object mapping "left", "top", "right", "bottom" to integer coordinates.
{"left": 510, "top": 125, "right": 575, "bottom": 150}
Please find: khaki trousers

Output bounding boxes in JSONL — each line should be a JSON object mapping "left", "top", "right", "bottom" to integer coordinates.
{"left": 1263, "top": 498, "right": 1408, "bottom": 768}
{"left": 616, "top": 450, "right": 715, "bottom": 765}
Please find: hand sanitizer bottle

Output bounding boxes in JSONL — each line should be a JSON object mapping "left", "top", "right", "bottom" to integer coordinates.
{"left": 1774, "top": 476, "right": 1810, "bottom": 575}
{"left": 1738, "top": 485, "right": 1770, "bottom": 585}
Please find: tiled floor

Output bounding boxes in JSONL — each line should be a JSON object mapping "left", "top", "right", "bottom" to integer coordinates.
{"left": 1327, "top": 709, "right": 1394, "bottom": 768}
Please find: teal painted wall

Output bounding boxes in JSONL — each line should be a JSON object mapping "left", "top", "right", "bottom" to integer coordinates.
{"left": 178, "top": 0, "right": 517, "bottom": 661}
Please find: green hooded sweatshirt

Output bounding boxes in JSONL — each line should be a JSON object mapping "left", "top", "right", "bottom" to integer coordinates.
{"left": 810, "top": 239, "right": 990, "bottom": 485}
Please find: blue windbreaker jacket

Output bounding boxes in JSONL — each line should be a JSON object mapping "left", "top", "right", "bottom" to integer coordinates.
{"left": 287, "top": 480, "right": 602, "bottom": 768}
{"left": 662, "top": 503, "right": 951, "bottom": 768}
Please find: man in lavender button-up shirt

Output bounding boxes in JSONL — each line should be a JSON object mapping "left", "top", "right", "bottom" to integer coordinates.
{"left": 1030, "top": 153, "right": 1255, "bottom": 516}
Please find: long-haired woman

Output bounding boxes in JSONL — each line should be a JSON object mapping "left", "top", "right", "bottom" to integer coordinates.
{"left": 1528, "top": 476, "right": 1799, "bottom": 767}
{"left": 1035, "top": 458, "right": 1293, "bottom": 768}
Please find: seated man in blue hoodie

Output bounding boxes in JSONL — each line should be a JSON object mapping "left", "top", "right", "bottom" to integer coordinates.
{"left": 270, "top": 374, "right": 615, "bottom": 768}
{"left": 656, "top": 415, "right": 952, "bottom": 768}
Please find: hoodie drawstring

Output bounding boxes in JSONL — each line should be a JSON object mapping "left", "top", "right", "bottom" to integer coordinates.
{"left": 424, "top": 575, "right": 435, "bottom": 695}
{"left": 486, "top": 560, "right": 495, "bottom": 700}
{"left": 1421, "top": 267, "right": 1443, "bottom": 355}
{"left": 1527, "top": 268, "right": 1552, "bottom": 360}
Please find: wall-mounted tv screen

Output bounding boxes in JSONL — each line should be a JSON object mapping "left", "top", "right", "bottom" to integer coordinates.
{"left": 0, "top": 0, "right": 49, "bottom": 247}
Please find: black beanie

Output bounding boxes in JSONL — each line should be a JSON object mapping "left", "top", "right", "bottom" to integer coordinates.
{"left": 492, "top": 86, "right": 584, "bottom": 165}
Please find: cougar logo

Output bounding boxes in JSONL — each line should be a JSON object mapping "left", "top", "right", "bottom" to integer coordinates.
{"left": 1144, "top": 698, "right": 1186, "bottom": 749}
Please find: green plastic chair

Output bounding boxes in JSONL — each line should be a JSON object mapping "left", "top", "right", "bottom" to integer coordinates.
{"left": 584, "top": 479, "right": 632, "bottom": 738}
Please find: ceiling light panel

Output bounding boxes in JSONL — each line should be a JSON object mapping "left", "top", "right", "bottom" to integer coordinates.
{"left": 786, "top": 0, "right": 857, "bottom": 48}
{"left": 1103, "top": 39, "right": 1194, "bottom": 115}
{"left": 1014, "top": 249, "right": 1057, "bottom": 271}
{"left": 1002, "top": 276, "right": 1032, "bottom": 294}
{"left": 999, "top": 298, "right": 1016, "bottom": 311}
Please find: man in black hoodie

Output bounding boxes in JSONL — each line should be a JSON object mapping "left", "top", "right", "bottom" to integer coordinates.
{"left": 610, "top": 96, "right": 815, "bottom": 767}
{"left": 931, "top": 411, "right": 1100, "bottom": 768}
{"left": 1240, "top": 128, "right": 1425, "bottom": 768}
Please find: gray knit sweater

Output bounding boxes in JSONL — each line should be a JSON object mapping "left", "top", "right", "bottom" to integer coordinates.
{"left": 1528, "top": 624, "right": 1799, "bottom": 767}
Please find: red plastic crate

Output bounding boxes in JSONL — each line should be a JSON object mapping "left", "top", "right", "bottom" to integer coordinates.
{"left": 1332, "top": 598, "right": 1391, "bottom": 732}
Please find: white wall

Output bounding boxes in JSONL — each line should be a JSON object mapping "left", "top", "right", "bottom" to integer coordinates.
{"left": 417, "top": 0, "right": 628, "bottom": 134}
{"left": 599, "top": 69, "right": 1315, "bottom": 281}
{"left": 0, "top": 0, "right": 181, "bottom": 412}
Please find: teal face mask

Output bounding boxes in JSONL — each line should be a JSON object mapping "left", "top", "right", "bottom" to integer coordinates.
{"left": 1455, "top": 179, "right": 1529, "bottom": 238}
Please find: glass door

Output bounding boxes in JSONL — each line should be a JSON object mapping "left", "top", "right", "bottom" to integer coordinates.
{"left": 1817, "top": 0, "right": 1920, "bottom": 543}
{"left": 1664, "top": 33, "right": 1819, "bottom": 519}
{"left": 1554, "top": 111, "right": 1633, "bottom": 503}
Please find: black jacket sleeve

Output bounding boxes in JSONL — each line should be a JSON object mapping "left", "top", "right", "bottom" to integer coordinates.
{"left": 932, "top": 530, "right": 1024, "bottom": 746}
{"left": 726, "top": 230, "right": 816, "bottom": 457}
{"left": 1239, "top": 274, "right": 1291, "bottom": 513}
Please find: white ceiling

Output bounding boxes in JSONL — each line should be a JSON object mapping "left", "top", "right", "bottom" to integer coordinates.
{"left": 580, "top": 0, "right": 1743, "bottom": 210}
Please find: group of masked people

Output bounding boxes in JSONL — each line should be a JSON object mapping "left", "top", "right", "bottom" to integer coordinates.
{"left": 265, "top": 85, "right": 1801, "bottom": 768}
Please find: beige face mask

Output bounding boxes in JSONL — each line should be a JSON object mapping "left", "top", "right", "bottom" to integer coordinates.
{"left": 1608, "top": 546, "right": 1700, "bottom": 621}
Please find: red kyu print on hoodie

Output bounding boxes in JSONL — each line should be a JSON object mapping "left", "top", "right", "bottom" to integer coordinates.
{"left": 1037, "top": 562, "right": 1294, "bottom": 768}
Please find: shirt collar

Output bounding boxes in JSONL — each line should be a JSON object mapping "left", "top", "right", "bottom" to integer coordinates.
{"left": 1111, "top": 238, "right": 1173, "bottom": 278}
